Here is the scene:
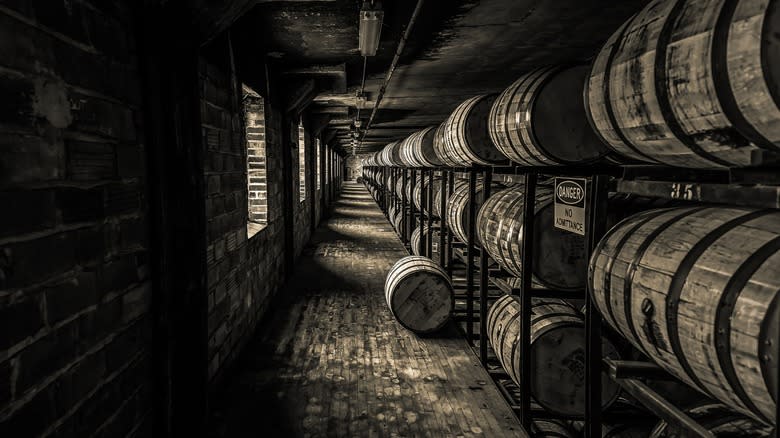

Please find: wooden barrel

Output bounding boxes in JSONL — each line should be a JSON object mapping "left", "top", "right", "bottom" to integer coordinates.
{"left": 433, "top": 178, "right": 467, "bottom": 219}
{"left": 489, "top": 65, "right": 611, "bottom": 166}
{"left": 477, "top": 185, "right": 588, "bottom": 291}
{"left": 395, "top": 177, "right": 404, "bottom": 199}
{"left": 411, "top": 225, "right": 440, "bottom": 261}
{"left": 649, "top": 402, "right": 773, "bottom": 437}
{"left": 590, "top": 206, "right": 780, "bottom": 422}
{"left": 446, "top": 180, "right": 502, "bottom": 245}
{"left": 586, "top": 0, "right": 780, "bottom": 168}
{"left": 379, "top": 141, "right": 403, "bottom": 167}
{"left": 530, "top": 419, "right": 577, "bottom": 438}
{"left": 399, "top": 126, "right": 444, "bottom": 168}
{"left": 487, "top": 295, "right": 621, "bottom": 416}
{"left": 412, "top": 176, "right": 442, "bottom": 213}
{"left": 434, "top": 94, "right": 507, "bottom": 167}
{"left": 385, "top": 256, "right": 453, "bottom": 333}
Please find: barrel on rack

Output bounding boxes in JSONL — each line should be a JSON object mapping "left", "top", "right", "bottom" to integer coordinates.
{"left": 388, "top": 205, "right": 404, "bottom": 232}
{"left": 379, "top": 140, "right": 404, "bottom": 167}
{"left": 385, "top": 256, "right": 453, "bottom": 333}
{"left": 446, "top": 180, "right": 503, "bottom": 246}
{"left": 411, "top": 225, "right": 440, "bottom": 261}
{"left": 590, "top": 206, "right": 780, "bottom": 422}
{"left": 489, "top": 65, "right": 611, "bottom": 166}
{"left": 477, "top": 185, "right": 588, "bottom": 291}
{"left": 433, "top": 94, "right": 507, "bottom": 167}
{"left": 586, "top": 0, "right": 780, "bottom": 168}
{"left": 412, "top": 176, "right": 441, "bottom": 213}
{"left": 649, "top": 402, "right": 772, "bottom": 437}
{"left": 394, "top": 177, "right": 404, "bottom": 200}
{"left": 433, "top": 178, "right": 466, "bottom": 219}
{"left": 399, "top": 126, "right": 444, "bottom": 168}
{"left": 487, "top": 295, "right": 621, "bottom": 416}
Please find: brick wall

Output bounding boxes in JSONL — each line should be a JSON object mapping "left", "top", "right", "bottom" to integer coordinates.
{"left": 244, "top": 89, "right": 267, "bottom": 227}
{"left": 293, "top": 119, "right": 313, "bottom": 257}
{"left": 200, "top": 59, "right": 288, "bottom": 385}
{"left": 346, "top": 154, "right": 365, "bottom": 182}
{"left": 0, "top": 1, "right": 152, "bottom": 437}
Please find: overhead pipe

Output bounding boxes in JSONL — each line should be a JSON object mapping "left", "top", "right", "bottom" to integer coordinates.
{"left": 359, "top": 0, "right": 425, "bottom": 148}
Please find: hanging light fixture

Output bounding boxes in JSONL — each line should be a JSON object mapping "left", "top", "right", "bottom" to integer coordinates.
{"left": 359, "top": 1, "right": 383, "bottom": 56}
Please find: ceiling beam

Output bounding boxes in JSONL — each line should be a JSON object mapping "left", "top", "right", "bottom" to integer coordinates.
{"left": 184, "top": 0, "right": 256, "bottom": 45}
{"left": 310, "top": 106, "right": 349, "bottom": 116}
{"left": 285, "top": 79, "right": 317, "bottom": 115}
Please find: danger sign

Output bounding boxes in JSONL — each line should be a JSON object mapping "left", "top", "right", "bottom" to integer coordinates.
{"left": 554, "top": 178, "right": 587, "bottom": 236}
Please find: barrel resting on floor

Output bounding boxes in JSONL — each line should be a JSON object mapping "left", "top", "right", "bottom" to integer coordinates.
{"left": 208, "top": 183, "right": 525, "bottom": 438}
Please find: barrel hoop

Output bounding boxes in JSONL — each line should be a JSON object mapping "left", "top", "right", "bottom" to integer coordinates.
{"left": 758, "top": 272, "right": 780, "bottom": 405}
{"left": 453, "top": 98, "right": 477, "bottom": 165}
{"left": 531, "top": 317, "right": 581, "bottom": 341}
{"left": 602, "top": 209, "right": 670, "bottom": 331}
{"left": 761, "top": 0, "right": 780, "bottom": 140}
{"left": 666, "top": 209, "right": 768, "bottom": 400}
{"left": 516, "top": 67, "right": 559, "bottom": 166}
{"left": 622, "top": 208, "right": 706, "bottom": 355}
{"left": 711, "top": 0, "right": 775, "bottom": 151}
{"left": 497, "top": 299, "right": 525, "bottom": 382}
{"left": 501, "top": 73, "right": 538, "bottom": 166}
{"left": 717, "top": 232, "right": 780, "bottom": 421}
{"left": 496, "top": 189, "right": 528, "bottom": 276}
{"left": 527, "top": 66, "right": 569, "bottom": 165}
{"left": 655, "top": 0, "right": 734, "bottom": 167}
{"left": 599, "top": 12, "right": 662, "bottom": 164}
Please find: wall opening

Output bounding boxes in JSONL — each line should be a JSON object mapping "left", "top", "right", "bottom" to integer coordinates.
{"left": 298, "top": 119, "right": 306, "bottom": 202}
{"left": 316, "top": 137, "right": 322, "bottom": 191}
{"left": 243, "top": 85, "right": 268, "bottom": 238}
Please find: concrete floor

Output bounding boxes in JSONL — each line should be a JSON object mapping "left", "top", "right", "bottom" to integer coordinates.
{"left": 208, "top": 182, "right": 525, "bottom": 437}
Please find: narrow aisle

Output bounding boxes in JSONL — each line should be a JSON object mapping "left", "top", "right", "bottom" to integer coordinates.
{"left": 208, "top": 182, "right": 525, "bottom": 438}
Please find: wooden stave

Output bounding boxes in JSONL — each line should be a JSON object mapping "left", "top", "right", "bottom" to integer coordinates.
{"left": 384, "top": 256, "right": 453, "bottom": 333}
{"left": 586, "top": 16, "right": 644, "bottom": 162}
{"left": 589, "top": 206, "right": 780, "bottom": 422}
{"left": 486, "top": 295, "right": 621, "bottom": 416}
{"left": 476, "top": 185, "right": 588, "bottom": 291}
{"left": 727, "top": 0, "right": 780, "bottom": 150}
{"left": 440, "top": 94, "right": 506, "bottom": 167}
{"left": 587, "top": 0, "right": 780, "bottom": 168}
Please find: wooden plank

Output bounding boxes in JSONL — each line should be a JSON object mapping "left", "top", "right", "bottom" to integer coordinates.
{"left": 207, "top": 183, "right": 526, "bottom": 437}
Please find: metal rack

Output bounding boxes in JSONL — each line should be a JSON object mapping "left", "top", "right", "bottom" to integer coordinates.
{"left": 362, "top": 163, "right": 780, "bottom": 438}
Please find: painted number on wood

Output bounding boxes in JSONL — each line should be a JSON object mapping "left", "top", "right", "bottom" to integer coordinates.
{"left": 554, "top": 178, "right": 587, "bottom": 236}
{"left": 669, "top": 183, "right": 697, "bottom": 200}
